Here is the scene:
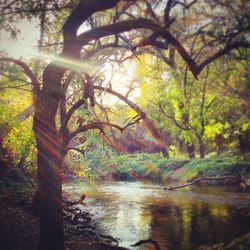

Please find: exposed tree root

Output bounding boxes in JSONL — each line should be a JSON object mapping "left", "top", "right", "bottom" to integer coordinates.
{"left": 63, "top": 197, "right": 125, "bottom": 249}
{"left": 63, "top": 197, "right": 162, "bottom": 250}
{"left": 164, "top": 176, "right": 242, "bottom": 191}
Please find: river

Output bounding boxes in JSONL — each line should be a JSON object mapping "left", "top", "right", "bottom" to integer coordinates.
{"left": 63, "top": 181, "right": 250, "bottom": 250}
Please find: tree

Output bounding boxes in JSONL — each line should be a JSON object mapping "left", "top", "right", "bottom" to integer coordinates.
{"left": 0, "top": 65, "right": 34, "bottom": 169}
{"left": 1, "top": 1, "right": 250, "bottom": 249}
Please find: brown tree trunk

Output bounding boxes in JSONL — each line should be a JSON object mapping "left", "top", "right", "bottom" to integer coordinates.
{"left": 33, "top": 64, "right": 66, "bottom": 250}
{"left": 0, "top": 137, "right": 8, "bottom": 171}
{"left": 34, "top": 121, "right": 68, "bottom": 250}
{"left": 198, "top": 137, "right": 205, "bottom": 158}
{"left": 32, "top": 2, "right": 122, "bottom": 248}
{"left": 238, "top": 129, "right": 250, "bottom": 152}
{"left": 186, "top": 143, "right": 195, "bottom": 159}
{"left": 36, "top": 144, "right": 65, "bottom": 250}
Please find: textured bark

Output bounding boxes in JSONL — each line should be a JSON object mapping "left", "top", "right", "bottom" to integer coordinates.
{"left": 32, "top": 1, "right": 122, "bottom": 249}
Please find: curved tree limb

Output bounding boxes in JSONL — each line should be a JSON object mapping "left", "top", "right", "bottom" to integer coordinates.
{"left": 94, "top": 85, "right": 169, "bottom": 155}
{"left": 78, "top": 18, "right": 161, "bottom": 47}
{"left": 0, "top": 57, "right": 40, "bottom": 92}
{"left": 71, "top": 115, "right": 143, "bottom": 138}
{"left": 131, "top": 239, "right": 161, "bottom": 250}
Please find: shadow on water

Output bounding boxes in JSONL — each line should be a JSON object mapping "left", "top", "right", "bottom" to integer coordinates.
{"left": 63, "top": 181, "right": 250, "bottom": 250}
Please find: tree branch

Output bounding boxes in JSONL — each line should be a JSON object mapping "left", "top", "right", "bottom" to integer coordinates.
{"left": 197, "top": 41, "right": 250, "bottom": 74}
{"left": 64, "top": 99, "right": 86, "bottom": 127}
{"left": 164, "top": 176, "right": 242, "bottom": 191}
{"left": 159, "top": 104, "right": 190, "bottom": 131}
{"left": 0, "top": 57, "right": 40, "bottom": 92}
{"left": 77, "top": 18, "right": 160, "bottom": 47}
{"left": 94, "top": 85, "right": 145, "bottom": 116}
{"left": 71, "top": 115, "right": 142, "bottom": 138}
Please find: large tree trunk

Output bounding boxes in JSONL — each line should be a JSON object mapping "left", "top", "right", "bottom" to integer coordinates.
{"left": 32, "top": 2, "right": 122, "bottom": 248}
{"left": 33, "top": 64, "right": 66, "bottom": 250}
{"left": 36, "top": 145, "right": 65, "bottom": 250}
{"left": 34, "top": 122, "right": 67, "bottom": 250}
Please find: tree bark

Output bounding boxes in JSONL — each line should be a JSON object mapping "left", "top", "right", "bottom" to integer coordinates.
{"left": 186, "top": 143, "right": 195, "bottom": 159}
{"left": 36, "top": 143, "right": 65, "bottom": 250}
{"left": 32, "top": 2, "right": 122, "bottom": 249}
{"left": 33, "top": 63, "right": 66, "bottom": 250}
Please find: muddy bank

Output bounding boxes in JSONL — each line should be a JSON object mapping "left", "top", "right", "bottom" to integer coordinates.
{"left": 0, "top": 192, "right": 132, "bottom": 250}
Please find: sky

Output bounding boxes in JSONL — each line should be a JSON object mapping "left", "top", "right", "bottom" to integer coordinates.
{"left": 0, "top": 19, "right": 39, "bottom": 59}
{"left": 0, "top": 19, "right": 141, "bottom": 105}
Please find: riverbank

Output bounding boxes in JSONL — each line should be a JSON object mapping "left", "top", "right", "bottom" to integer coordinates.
{"left": 90, "top": 151, "right": 250, "bottom": 190}
{"left": 64, "top": 180, "right": 250, "bottom": 250}
{"left": 0, "top": 167, "right": 131, "bottom": 250}
{"left": 1, "top": 150, "right": 250, "bottom": 249}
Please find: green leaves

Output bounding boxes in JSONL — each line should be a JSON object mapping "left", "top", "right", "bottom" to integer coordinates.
{"left": 136, "top": 48, "right": 250, "bottom": 157}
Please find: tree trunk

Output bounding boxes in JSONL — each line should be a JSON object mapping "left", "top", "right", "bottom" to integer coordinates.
{"left": 36, "top": 145, "right": 65, "bottom": 250}
{"left": 34, "top": 126, "right": 68, "bottom": 250}
{"left": 238, "top": 129, "right": 250, "bottom": 152}
{"left": 0, "top": 137, "right": 8, "bottom": 172}
{"left": 186, "top": 143, "right": 195, "bottom": 159}
{"left": 199, "top": 140, "right": 205, "bottom": 158}
{"left": 33, "top": 63, "right": 66, "bottom": 250}
{"left": 31, "top": 2, "right": 123, "bottom": 248}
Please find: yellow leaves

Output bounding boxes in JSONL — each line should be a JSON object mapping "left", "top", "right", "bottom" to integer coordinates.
{"left": 204, "top": 121, "right": 231, "bottom": 141}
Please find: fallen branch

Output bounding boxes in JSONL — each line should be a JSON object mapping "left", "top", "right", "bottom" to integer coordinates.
{"left": 164, "top": 176, "right": 242, "bottom": 191}
{"left": 131, "top": 239, "right": 161, "bottom": 250}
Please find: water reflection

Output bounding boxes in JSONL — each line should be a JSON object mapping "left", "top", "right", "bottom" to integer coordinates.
{"left": 63, "top": 181, "right": 250, "bottom": 250}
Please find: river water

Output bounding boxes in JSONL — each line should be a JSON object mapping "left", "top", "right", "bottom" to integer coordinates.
{"left": 63, "top": 181, "right": 250, "bottom": 250}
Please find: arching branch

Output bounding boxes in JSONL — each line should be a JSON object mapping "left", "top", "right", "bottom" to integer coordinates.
{"left": 64, "top": 99, "right": 86, "bottom": 128}
{"left": 94, "top": 85, "right": 169, "bottom": 155}
{"left": 94, "top": 85, "right": 145, "bottom": 116}
{"left": 71, "top": 115, "right": 143, "bottom": 138}
{"left": 78, "top": 18, "right": 160, "bottom": 47}
{"left": 0, "top": 57, "right": 40, "bottom": 92}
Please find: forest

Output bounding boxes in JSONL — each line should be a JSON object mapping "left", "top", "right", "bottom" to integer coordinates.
{"left": 0, "top": 0, "right": 250, "bottom": 250}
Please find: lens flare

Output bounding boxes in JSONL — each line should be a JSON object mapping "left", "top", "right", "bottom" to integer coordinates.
{"left": 31, "top": 51, "right": 99, "bottom": 73}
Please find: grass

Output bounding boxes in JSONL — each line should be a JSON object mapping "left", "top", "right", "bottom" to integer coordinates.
{"left": 82, "top": 150, "right": 250, "bottom": 183}
{"left": 171, "top": 151, "right": 250, "bottom": 182}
